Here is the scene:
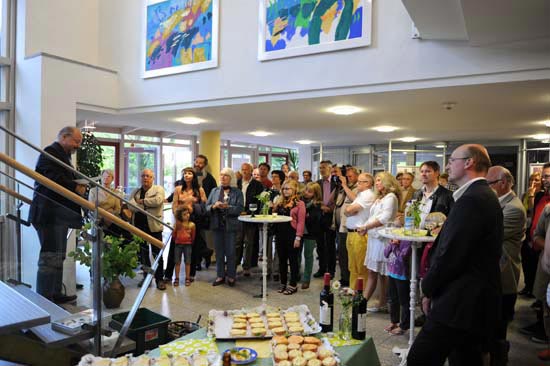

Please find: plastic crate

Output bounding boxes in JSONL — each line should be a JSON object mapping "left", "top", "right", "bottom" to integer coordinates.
{"left": 110, "top": 308, "right": 171, "bottom": 355}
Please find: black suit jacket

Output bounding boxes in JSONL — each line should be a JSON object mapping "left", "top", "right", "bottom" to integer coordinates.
{"left": 422, "top": 180, "right": 503, "bottom": 336}
{"left": 28, "top": 142, "right": 83, "bottom": 228}
{"left": 316, "top": 177, "right": 337, "bottom": 227}
{"left": 237, "top": 178, "right": 265, "bottom": 214}
{"left": 201, "top": 172, "right": 217, "bottom": 198}
{"left": 412, "top": 184, "right": 454, "bottom": 216}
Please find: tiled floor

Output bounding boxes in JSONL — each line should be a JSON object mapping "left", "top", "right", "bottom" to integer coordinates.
{"left": 75, "top": 263, "right": 546, "bottom": 365}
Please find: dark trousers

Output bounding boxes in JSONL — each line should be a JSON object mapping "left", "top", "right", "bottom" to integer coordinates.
{"left": 276, "top": 222, "right": 300, "bottom": 287}
{"left": 521, "top": 241, "right": 539, "bottom": 293}
{"left": 164, "top": 237, "right": 176, "bottom": 280}
{"left": 235, "top": 223, "right": 258, "bottom": 270}
{"left": 138, "top": 230, "right": 164, "bottom": 282}
{"left": 388, "top": 276, "right": 411, "bottom": 330}
{"left": 408, "top": 317, "right": 485, "bottom": 366}
{"left": 190, "top": 230, "right": 209, "bottom": 277}
{"left": 337, "top": 232, "right": 350, "bottom": 285}
{"left": 34, "top": 223, "right": 69, "bottom": 299}
{"left": 317, "top": 226, "right": 336, "bottom": 275}
{"left": 496, "top": 294, "right": 517, "bottom": 340}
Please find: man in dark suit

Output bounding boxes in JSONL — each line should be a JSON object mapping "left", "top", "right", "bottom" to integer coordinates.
{"left": 236, "top": 162, "right": 265, "bottom": 276}
{"left": 314, "top": 160, "right": 337, "bottom": 278}
{"left": 194, "top": 154, "right": 217, "bottom": 198}
{"left": 486, "top": 166, "right": 526, "bottom": 365}
{"left": 29, "top": 126, "right": 86, "bottom": 304}
{"left": 408, "top": 144, "right": 503, "bottom": 366}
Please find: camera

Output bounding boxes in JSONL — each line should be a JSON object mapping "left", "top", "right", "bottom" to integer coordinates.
{"left": 331, "top": 165, "right": 348, "bottom": 186}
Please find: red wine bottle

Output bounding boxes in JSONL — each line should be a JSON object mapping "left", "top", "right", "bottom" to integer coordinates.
{"left": 319, "top": 273, "right": 334, "bottom": 332}
{"left": 352, "top": 277, "right": 367, "bottom": 340}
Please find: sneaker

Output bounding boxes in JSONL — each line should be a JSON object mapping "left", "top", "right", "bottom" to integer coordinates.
{"left": 367, "top": 305, "right": 388, "bottom": 313}
{"left": 537, "top": 349, "right": 550, "bottom": 361}
{"left": 520, "top": 321, "right": 544, "bottom": 336}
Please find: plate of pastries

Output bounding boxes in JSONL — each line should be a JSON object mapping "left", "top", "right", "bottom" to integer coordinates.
{"left": 271, "top": 335, "right": 340, "bottom": 366}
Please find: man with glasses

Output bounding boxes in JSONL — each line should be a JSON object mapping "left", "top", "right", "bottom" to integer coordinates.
{"left": 344, "top": 172, "right": 375, "bottom": 290}
{"left": 29, "top": 126, "right": 86, "bottom": 304}
{"left": 129, "top": 169, "right": 166, "bottom": 290}
{"left": 408, "top": 144, "right": 503, "bottom": 366}
{"left": 486, "top": 166, "right": 526, "bottom": 364}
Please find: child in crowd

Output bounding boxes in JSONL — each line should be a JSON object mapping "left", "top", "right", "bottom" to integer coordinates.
{"left": 383, "top": 239, "right": 412, "bottom": 335}
{"left": 173, "top": 207, "right": 196, "bottom": 287}
{"left": 299, "top": 182, "right": 323, "bottom": 289}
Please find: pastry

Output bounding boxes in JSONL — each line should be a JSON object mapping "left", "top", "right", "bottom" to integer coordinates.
{"left": 233, "top": 314, "right": 246, "bottom": 320}
{"left": 268, "top": 321, "right": 283, "bottom": 329}
{"left": 321, "top": 357, "right": 336, "bottom": 366}
{"left": 274, "top": 344, "right": 288, "bottom": 353}
{"left": 286, "top": 322, "right": 302, "bottom": 329}
{"left": 129, "top": 356, "right": 150, "bottom": 366}
{"left": 272, "top": 335, "right": 289, "bottom": 344}
{"left": 288, "top": 349, "right": 302, "bottom": 360}
{"left": 272, "top": 327, "right": 286, "bottom": 336}
{"left": 292, "top": 356, "right": 306, "bottom": 366}
{"left": 230, "top": 328, "right": 247, "bottom": 336}
{"left": 287, "top": 343, "right": 301, "bottom": 351}
{"left": 246, "top": 312, "right": 260, "bottom": 318}
{"left": 90, "top": 359, "right": 110, "bottom": 366}
{"left": 302, "top": 351, "right": 317, "bottom": 361}
{"left": 288, "top": 326, "right": 304, "bottom": 334}
{"left": 301, "top": 344, "right": 318, "bottom": 352}
{"left": 317, "top": 348, "right": 333, "bottom": 360}
{"left": 251, "top": 327, "right": 266, "bottom": 336}
{"left": 249, "top": 317, "right": 264, "bottom": 324}
{"left": 151, "top": 355, "right": 170, "bottom": 366}
{"left": 285, "top": 312, "right": 299, "bottom": 318}
{"left": 288, "top": 335, "right": 304, "bottom": 344}
{"left": 278, "top": 361, "right": 292, "bottom": 366}
{"left": 307, "top": 360, "right": 321, "bottom": 366}
{"left": 172, "top": 355, "right": 191, "bottom": 366}
{"left": 273, "top": 350, "right": 289, "bottom": 362}
{"left": 267, "top": 312, "right": 280, "bottom": 318}
{"left": 304, "top": 337, "right": 322, "bottom": 345}
{"left": 110, "top": 357, "right": 129, "bottom": 366}
{"left": 232, "top": 322, "right": 247, "bottom": 329}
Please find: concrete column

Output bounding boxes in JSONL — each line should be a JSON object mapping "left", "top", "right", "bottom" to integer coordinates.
{"left": 199, "top": 130, "right": 221, "bottom": 175}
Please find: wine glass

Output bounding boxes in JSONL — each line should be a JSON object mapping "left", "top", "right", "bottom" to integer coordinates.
{"left": 249, "top": 203, "right": 257, "bottom": 217}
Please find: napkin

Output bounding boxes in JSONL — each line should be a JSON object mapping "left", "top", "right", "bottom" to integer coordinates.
{"left": 160, "top": 338, "right": 218, "bottom": 356}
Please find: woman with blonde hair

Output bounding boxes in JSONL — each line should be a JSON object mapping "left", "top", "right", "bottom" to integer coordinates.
{"left": 300, "top": 182, "right": 323, "bottom": 289}
{"left": 88, "top": 169, "right": 121, "bottom": 235}
{"left": 360, "top": 172, "right": 400, "bottom": 312}
{"left": 273, "top": 179, "right": 306, "bottom": 295}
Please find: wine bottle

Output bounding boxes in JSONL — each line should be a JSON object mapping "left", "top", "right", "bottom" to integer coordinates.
{"left": 319, "top": 273, "right": 334, "bottom": 332}
{"left": 352, "top": 277, "right": 367, "bottom": 340}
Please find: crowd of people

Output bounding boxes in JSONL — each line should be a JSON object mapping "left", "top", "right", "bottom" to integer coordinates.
{"left": 30, "top": 126, "right": 550, "bottom": 365}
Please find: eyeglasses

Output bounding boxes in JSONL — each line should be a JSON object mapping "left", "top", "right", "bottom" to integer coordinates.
{"left": 447, "top": 156, "right": 471, "bottom": 163}
{"left": 487, "top": 178, "right": 502, "bottom": 185}
{"left": 141, "top": 174, "right": 153, "bottom": 177}
{"left": 358, "top": 180, "right": 370, "bottom": 184}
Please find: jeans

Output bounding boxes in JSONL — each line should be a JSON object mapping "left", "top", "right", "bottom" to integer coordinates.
{"left": 388, "top": 276, "right": 411, "bottom": 330}
{"left": 213, "top": 230, "right": 236, "bottom": 279}
{"left": 34, "top": 223, "right": 69, "bottom": 299}
{"left": 300, "top": 238, "right": 316, "bottom": 283}
{"left": 139, "top": 230, "right": 164, "bottom": 282}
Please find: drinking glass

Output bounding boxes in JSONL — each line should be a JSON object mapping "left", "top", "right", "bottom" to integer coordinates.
{"left": 249, "top": 203, "right": 257, "bottom": 217}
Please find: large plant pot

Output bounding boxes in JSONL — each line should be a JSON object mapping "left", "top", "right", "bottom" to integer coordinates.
{"left": 103, "top": 278, "right": 125, "bottom": 308}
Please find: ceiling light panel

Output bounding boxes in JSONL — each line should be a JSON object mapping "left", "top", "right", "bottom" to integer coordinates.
{"left": 327, "top": 105, "right": 362, "bottom": 115}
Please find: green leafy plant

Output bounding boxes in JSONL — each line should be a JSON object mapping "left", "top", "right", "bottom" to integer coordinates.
{"left": 409, "top": 200, "right": 423, "bottom": 228}
{"left": 287, "top": 149, "right": 299, "bottom": 171}
{"left": 77, "top": 131, "right": 104, "bottom": 178}
{"left": 69, "top": 234, "right": 142, "bottom": 282}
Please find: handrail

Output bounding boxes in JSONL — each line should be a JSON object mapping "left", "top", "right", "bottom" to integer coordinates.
{"left": 0, "top": 153, "right": 164, "bottom": 249}
{"left": 0, "top": 125, "right": 172, "bottom": 232}
{"left": 0, "top": 184, "right": 32, "bottom": 205}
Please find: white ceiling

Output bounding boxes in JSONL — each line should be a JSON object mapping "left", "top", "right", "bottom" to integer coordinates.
{"left": 78, "top": 79, "right": 550, "bottom": 148}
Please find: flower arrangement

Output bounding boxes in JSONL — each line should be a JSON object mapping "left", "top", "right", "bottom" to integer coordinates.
{"left": 256, "top": 191, "right": 272, "bottom": 215}
{"left": 331, "top": 280, "right": 356, "bottom": 340}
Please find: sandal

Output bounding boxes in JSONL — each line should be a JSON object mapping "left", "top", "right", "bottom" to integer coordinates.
{"left": 283, "top": 286, "right": 298, "bottom": 295}
{"left": 384, "top": 323, "right": 398, "bottom": 332}
{"left": 390, "top": 327, "right": 404, "bottom": 336}
{"left": 189, "top": 277, "right": 195, "bottom": 283}
{"left": 185, "top": 279, "right": 191, "bottom": 287}
{"left": 277, "top": 285, "right": 287, "bottom": 293}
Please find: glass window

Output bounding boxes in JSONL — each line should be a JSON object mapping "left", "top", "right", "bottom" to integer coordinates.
{"left": 124, "top": 144, "right": 159, "bottom": 193}
{"left": 231, "top": 153, "right": 251, "bottom": 171}
{"left": 125, "top": 134, "right": 160, "bottom": 142}
{"left": 271, "top": 154, "right": 288, "bottom": 171}
{"left": 162, "top": 137, "right": 191, "bottom": 145}
{"left": 163, "top": 145, "right": 192, "bottom": 195}
{"left": 95, "top": 132, "right": 121, "bottom": 140}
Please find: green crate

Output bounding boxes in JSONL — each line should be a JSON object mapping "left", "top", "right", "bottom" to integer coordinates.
{"left": 110, "top": 308, "right": 170, "bottom": 356}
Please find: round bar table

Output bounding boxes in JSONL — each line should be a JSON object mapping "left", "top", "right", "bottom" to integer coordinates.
{"left": 238, "top": 215, "right": 292, "bottom": 306}
{"left": 378, "top": 228, "right": 435, "bottom": 366}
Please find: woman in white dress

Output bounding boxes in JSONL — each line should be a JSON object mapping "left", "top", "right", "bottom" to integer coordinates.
{"left": 360, "top": 172, "right": 400, "bottom": 311}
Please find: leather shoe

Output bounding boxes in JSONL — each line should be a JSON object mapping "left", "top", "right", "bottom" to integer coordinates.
{"left": 204, "top": 249, "right": 213, "bottom": 269}
{"left": 212, "top": 278, "right": 225, "bottom": 286}
{"left": 156, "top": 281, "right": 166, "bottom": 290}
{"left": 53, "top": 294, "right": 77, "bottom": 304}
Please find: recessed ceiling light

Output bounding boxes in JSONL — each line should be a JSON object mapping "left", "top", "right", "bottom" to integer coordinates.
{"left": 295, "top": 140, "right": 314, "bottom": 145}
{"left": 249, "top": 130, "right": 273, "bottom": 137}
{"left": 543, "top": 140, "right": 550, "bottom": 144}
{"left": 545, "top": 120, "right": 550, "bottom": 128}
{"left": 373, "top": 126, "right": 398, "bottom": 133}
{"left": 435, "top": 154, "right": 443, "bottom": 157}
{"left": 533, "top": 134, "right": 550, "bottom": 140}
{"left": 327, "top": 105, "right": 362, "bottom": 115}
{"left": 176, "top": 117, "right": 206, "bottom": 125}
{"left": 434, "top": 144, "right": 446, "bottom": 149}
{"left": 400, "top": 137, "right": 419, "bottom": 143}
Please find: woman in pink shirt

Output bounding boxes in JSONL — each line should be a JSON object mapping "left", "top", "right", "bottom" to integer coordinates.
{"left": 273, "top": 180, "right": 306, "bottom": 295}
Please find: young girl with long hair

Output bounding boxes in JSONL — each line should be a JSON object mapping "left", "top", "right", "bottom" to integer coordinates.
{"left": 173, "top": 207, "right": 196, "bottom": 286}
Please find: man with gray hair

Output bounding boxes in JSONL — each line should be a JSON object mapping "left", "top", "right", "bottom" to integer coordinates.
{"left": 129, "top": 168, "right": 166, "bottom": 290}
{"left": 486, "top": 166, "right": 526, "bottom": 365}
{"left": 29, "top": 126, "right": 86, "bottom": 303}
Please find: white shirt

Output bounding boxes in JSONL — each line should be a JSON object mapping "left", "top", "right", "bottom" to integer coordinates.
{"left": 346, "top": 189, "right": 376, "bottom": 229}
{"left": 452, "top": 177, "right": 486, "bottom": 202}
{"left": 419, "top": 185, "right": 439, "bottom": 228}
{"left": 241, "top": 179, "right": 250, "bottom": 206}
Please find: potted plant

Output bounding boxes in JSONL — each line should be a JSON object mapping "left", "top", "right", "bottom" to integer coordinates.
{"left": 69, "top": 233, "right": 142, "bottom": 308}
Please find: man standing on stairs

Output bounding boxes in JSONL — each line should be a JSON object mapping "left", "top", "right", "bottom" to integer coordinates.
{"left": 29, "top": 126, "right": 86, "bottom": 304}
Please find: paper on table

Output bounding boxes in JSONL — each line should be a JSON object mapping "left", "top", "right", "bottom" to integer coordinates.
{"left": 235, "top": 339, "right": 271, "bottom": 358}
{"left": 160, "top": 338, "right": 218, "bottom": 356}
{"left": 327, "top": 334, "right": 363, "bottom": 347}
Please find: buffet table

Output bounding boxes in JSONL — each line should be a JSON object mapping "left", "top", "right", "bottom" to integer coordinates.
{"left": 148, "top": 328, "right": 381, "bottom": 366}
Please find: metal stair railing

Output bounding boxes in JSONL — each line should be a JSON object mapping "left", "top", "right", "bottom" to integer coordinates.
{"left": 0, "top": 125, "right": 173, "bottom": 357}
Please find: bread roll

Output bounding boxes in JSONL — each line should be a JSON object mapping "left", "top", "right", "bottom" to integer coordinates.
{"left": 304, "top": 337, "right": 322, "bottom": 345}
{"left": 230, "top": 329, "right": 247, "bottom": 336}
{"left": 273, "top": 350, "right": 288, "bottom": 363}
{"left": 272, "top": 335, "right": 289, "bottom": 344}
{"left": 321, "top": 357, "right": 336, "bottom": 366}
{"left": 292, "top": 356, "right": 306, "bottom": 366}
{"left": 287, "top": 343, "right": 301, "bottom": 351}
{"left": 317, "top": 348, "right": 333, "bottom": 360}
{"left": 307, "top": 360, "right": 321, "bottom": 366}
{"left": 272, "top": 327, "right": 286, "bottom": 336}
{"left": 288, "top": 326, "right": 304, "bottom": 334}
{"left": 288, "top": 349, "right": 302, "bottom": 360}
{"left": 274, "top": 344, "right": 288, "bottom": 353}
{"left": 301, "top": 344, "right": 318, "bottom": 352}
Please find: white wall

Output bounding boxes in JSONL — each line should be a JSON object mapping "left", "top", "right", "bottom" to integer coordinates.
{"left": 98, "top": 0, "right": 550, "bottom": 111}
{"left": 25, "top": 0, "right": 100, "bottom": 64}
